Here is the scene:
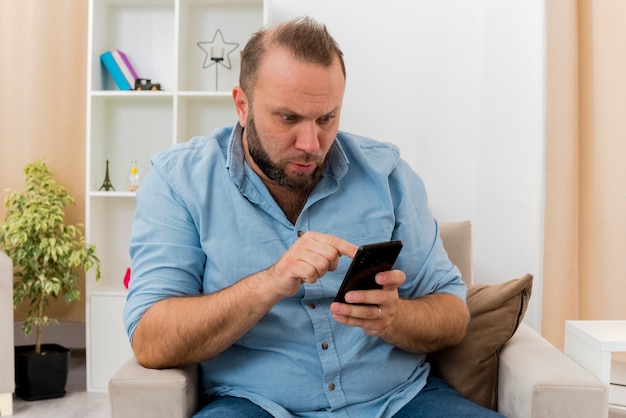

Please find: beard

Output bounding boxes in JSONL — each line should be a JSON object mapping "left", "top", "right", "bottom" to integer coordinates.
{"left": 245, "top": 112, "right": 325, "bottom": 190}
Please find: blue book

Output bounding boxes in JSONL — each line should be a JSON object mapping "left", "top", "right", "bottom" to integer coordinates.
{"left": 100, "top": 51, "right": 131, "bottom": 90}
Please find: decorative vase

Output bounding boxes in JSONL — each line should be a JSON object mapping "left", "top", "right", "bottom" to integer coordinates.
{"left": 14, "top": 344, "right": 71, "bottom": 401}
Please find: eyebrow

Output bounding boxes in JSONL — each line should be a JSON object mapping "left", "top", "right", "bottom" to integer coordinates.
{"left": 275, "top": 106, "right": 340, "bottom": 119}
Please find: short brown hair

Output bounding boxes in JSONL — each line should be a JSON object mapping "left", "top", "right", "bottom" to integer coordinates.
{"left": 239, "top": 16, "right": 346, "bottom": 100}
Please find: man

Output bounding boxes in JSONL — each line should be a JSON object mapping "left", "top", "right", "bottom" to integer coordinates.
{"left": 124, "top": 17, "right": 504, "bottom": 418}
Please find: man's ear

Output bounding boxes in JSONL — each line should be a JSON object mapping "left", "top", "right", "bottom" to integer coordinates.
{"left": 232, "top": 86, "right": 248, "bottom": 127}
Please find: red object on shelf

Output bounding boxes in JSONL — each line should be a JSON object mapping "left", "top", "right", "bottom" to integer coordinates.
{"left": 123, "top": 268, "right": 131, "bottom": 289}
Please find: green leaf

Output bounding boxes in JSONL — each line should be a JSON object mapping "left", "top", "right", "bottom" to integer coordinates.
{"left": 1, "top": 160, "right": 102, "bottom": 338}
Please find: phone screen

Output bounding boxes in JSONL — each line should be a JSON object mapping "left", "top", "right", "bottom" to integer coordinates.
{"left": 334, "top": 240, "right": 403, "bottom": 303}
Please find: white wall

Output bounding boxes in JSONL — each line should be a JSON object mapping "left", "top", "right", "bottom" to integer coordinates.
{"left": 270, "top": 1, "right": 545, "bottom": 331}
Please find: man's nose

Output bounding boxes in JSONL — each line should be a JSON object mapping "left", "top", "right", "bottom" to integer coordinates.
{"left": 294, "top": 121, "right": 321, "bottom": 153}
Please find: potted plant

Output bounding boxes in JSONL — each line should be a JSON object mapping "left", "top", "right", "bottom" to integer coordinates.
{"left": 0, "top": 160, "right": 100, "bottom": 401}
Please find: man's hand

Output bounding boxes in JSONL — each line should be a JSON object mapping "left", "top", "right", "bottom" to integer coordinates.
{"left": 133, "top": 231, "right": 357, "bottom": 369}
{"left": 263, "top": 231, "right": 358, "bottom": 298}
{"left": 330, "top": 271, "right": 469, "bottom": 354}
{"left": 329, "top": 269, "right": 406, "bottom": 336}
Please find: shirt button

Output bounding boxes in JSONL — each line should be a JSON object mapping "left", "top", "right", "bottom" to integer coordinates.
{"left": 308, "top": 303, "right": 316, "bottom": 309}
{"left": 321, "top": 342, "right": 329, "bottom": 350}
{"left": 328, "top": 383, "right": 335, "bottom": 391}
{"left": 297, "top": 230, "right": 304, "bottom": 237}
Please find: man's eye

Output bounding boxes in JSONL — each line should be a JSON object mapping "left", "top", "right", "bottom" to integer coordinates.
{"left": 319, "top": 115, "right": 335, "bottom": 123}
{"left": 281, "top": 114, "right": 296, "bottom": 122}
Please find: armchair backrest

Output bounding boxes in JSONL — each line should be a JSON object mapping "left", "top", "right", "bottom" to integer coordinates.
{"left": 439, "top": 221, "right": 473, "bottom": 285}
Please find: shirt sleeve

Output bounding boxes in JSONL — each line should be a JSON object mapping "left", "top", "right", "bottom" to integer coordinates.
{"left": 122, "top": 158, "right": 207, "bottom": 343}
{"left": 389, "top": 159, "right": 467, "bottom": 302}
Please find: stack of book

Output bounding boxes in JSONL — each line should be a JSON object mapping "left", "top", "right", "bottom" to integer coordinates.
{"left": 100, "top": 49, "right": 139, "bottom": 90}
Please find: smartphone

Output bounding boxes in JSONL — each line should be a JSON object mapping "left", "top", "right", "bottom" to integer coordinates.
{"left": 334, "top": 240, "right": 403, "bottom": 303}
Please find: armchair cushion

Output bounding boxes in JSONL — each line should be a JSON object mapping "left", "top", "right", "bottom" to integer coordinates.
{"left": 431, "top": 274, "right": 533, "bottom": 411}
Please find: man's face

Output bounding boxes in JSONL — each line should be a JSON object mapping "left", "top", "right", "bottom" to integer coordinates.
{"left": 245, "top": 108, "right": 325, "bottom": 190}
{"left": 236, "top": 48, "right": 345, "bottom": 191}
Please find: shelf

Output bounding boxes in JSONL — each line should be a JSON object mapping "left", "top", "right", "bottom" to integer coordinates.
{"left": 178, "top": 91, "right": 233, "bottom": 98}
{"left": 177, "top": 95, "right": 237, "bottom": 140}
{"left": 178, "top": 0, "right": 263, "bottom": 91}
{"left": 88, "top": 97, "right": 172, "bottom": 191}
{"left": 90, "top": 191, "right": 137, "bottom": 198}
{"left": 92, "top": 0, "right": 173, "bottom": 5}
{"left": 91, "top": 90, "right": 173, "bottom": 98}
{"left": 86, "top": 0, "right": 266, "bottom": 392}
{"left": 184, "top": 0, "right": 262, "bottom": 5}
{"left": 86, "top": 0, "right": 265, "bottom": 294}
{"left": 90, "top": 1, "right": 175, "bottom": 91}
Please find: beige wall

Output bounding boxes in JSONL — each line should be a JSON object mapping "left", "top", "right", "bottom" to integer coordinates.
{"left": 0, "top": 0, "right": 88, "bottom": 322}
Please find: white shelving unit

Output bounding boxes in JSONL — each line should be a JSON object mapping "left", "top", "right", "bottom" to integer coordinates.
{"left": 85, "top": 0, "right": 268, "bottom": 392}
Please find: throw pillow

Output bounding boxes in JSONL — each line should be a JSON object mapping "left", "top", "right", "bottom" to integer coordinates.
{"left": 430, "top": 274, "right": 533, "bottom": 411}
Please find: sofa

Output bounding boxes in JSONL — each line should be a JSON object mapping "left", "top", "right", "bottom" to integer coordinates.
{"left": 109, "top": 221, "right": 608, "bottom": 417}
{"left": 0, "top": 251, "right": 14, "bottom": 416}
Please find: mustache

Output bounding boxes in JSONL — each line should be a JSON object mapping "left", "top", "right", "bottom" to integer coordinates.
{"left": 288, "top": 152, "right": 324, "bottom": 164}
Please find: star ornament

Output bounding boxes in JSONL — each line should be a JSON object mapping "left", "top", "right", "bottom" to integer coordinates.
{"left": 197, "top": 29, "right": 240, "bottom": 70}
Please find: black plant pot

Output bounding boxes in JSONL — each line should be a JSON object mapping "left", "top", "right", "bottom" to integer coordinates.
{"left": 14, "top": 344, "right": 71, "bottom": 401}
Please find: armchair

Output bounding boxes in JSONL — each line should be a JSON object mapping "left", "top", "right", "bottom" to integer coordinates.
{"left": 109, "top": 221, "right": 608, "bottom": 418}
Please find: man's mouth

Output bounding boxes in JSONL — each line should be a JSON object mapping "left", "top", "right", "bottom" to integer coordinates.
{"left": 289, "top": 162, "right": 315, "bottom": 173}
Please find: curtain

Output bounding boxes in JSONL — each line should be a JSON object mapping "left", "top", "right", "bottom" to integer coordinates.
{"left": 0, "top": 0, "right": 89, "bottom": 322}
{"left": 543, "top": 0, "right": 626, "bottom": 349}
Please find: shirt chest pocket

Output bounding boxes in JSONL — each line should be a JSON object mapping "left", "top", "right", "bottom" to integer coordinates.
{"left": 327, "top": 220, "right": 394, "bottom": 247}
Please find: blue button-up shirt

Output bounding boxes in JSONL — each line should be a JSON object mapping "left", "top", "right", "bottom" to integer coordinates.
{"left": 124, "top": 124, "right": 466, "bottom": 417}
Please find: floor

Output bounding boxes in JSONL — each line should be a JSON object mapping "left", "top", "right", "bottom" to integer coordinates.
{"left": 11, "top": 349, "right": 109, "bottom": 418}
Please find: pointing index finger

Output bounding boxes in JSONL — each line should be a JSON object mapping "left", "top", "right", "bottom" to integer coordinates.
{"left": 302, "top": 231, "right": 358, "bottom": 259}
{"left": 321, "top": 233, "right": 358, "bottom": 259}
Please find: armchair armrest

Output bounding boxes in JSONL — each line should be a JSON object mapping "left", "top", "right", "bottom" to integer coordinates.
{"left": 109, "top": 357, "right": 198, "bottom": 418}
{"left": 498, "top": 324, "right": 608, "bottom": 418}
{"left": 0, "top": 251, "right": 14, "bottom": 416}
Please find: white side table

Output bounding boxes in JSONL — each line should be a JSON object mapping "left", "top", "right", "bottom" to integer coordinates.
{"left": 565, "top": 320, "right": 626, "bottom": 413}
